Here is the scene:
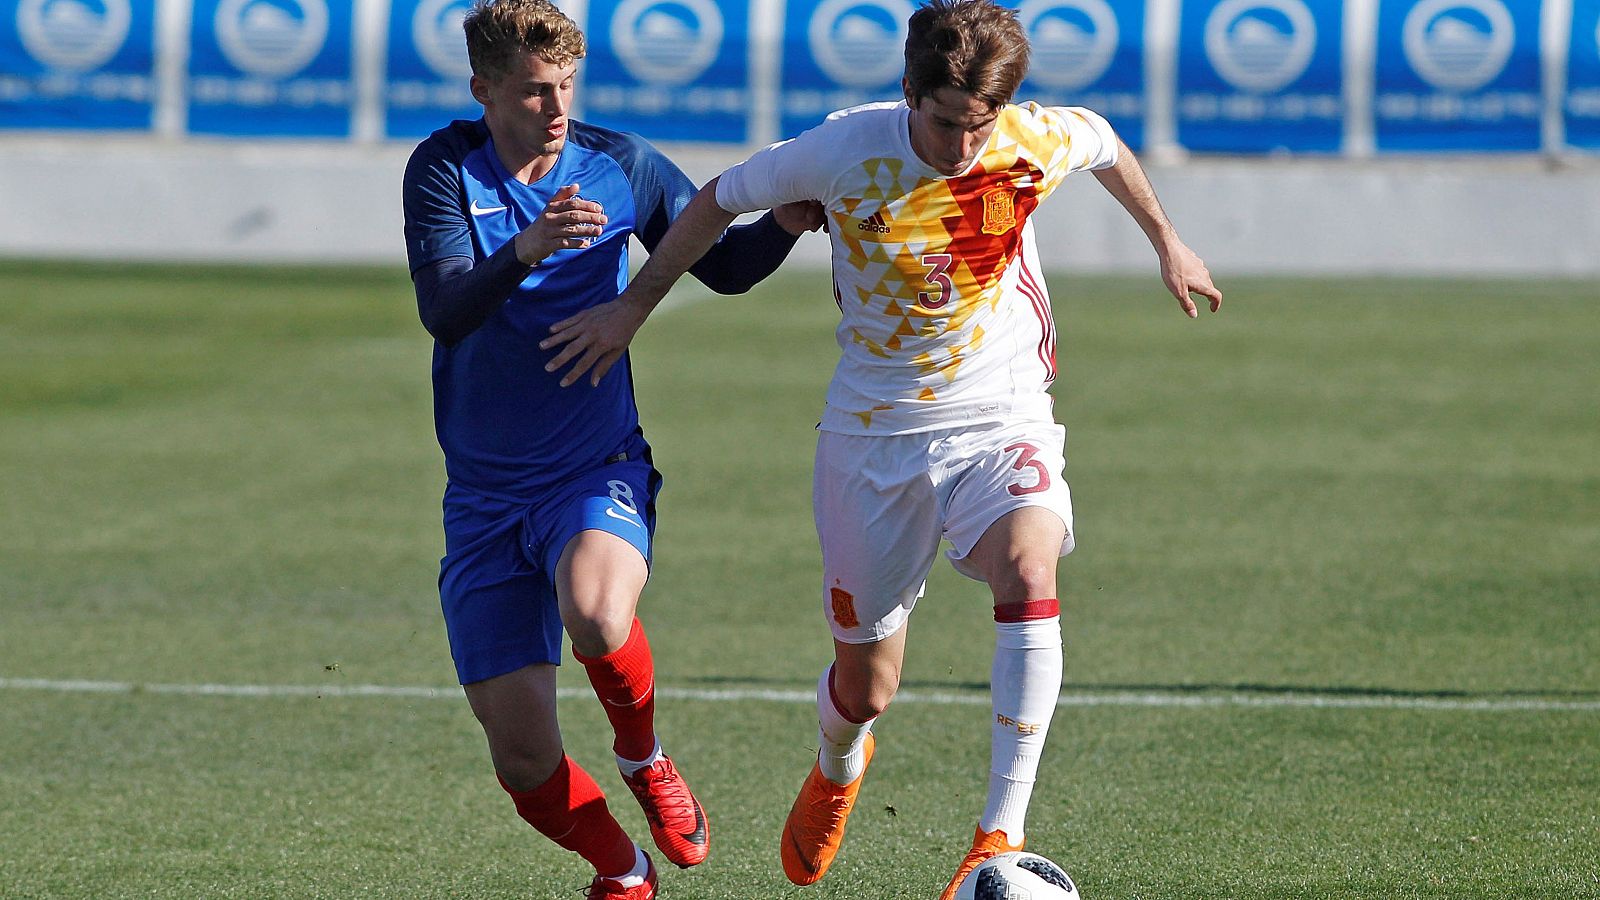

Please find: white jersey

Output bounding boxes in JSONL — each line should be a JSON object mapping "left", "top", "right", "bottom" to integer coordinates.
{"left": 717, "top": 100, "right": 1118, "bottom": 435}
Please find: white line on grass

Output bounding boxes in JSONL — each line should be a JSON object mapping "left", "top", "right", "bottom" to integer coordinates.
{"left": 2, "top": 677, "right": 1596, "bottom": 713}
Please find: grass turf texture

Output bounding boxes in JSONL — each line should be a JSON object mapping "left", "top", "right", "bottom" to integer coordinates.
{"left": 1, "top": 260, "right": 1596, "bottom": 898}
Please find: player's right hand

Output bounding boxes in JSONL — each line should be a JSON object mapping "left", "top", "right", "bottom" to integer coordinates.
{"left": 514, "top": 183, "right": 608, "bottom": 266}
{"left": 540, "top": 292, "right": 651, "bottom": 388}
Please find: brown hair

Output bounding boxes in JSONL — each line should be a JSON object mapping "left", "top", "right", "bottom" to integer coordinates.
{"left": 464, "top": 0, "right": 587, "bottom": 81}
{"left": 903, "top": 0, "right": 1030, "bottom": 110}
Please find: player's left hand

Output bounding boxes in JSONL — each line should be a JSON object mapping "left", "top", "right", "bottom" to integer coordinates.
{"left": 774, "top": 199, "right": 826, "bottom": 236}
{"left": 1160, "top": 239, "right": 1222, "bottom": 318}
{"left": 540, "top": 294, "right": 651, "bottom": 387}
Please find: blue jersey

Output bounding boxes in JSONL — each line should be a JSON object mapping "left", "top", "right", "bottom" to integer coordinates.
{"left": 402, "top": 118, "right": 792, "bottom": 500}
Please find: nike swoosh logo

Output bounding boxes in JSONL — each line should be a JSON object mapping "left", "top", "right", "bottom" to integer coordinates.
{"left": 679, "top": 802, "right": 708, "bottom": 848}
{"left": 603, "top": 685, "right": 653, "bottom": 708}
{"left": 784, "top": 827, "right": 820, "bottom": 877}
{"left": 605, "top": 507, "right": 641, "bottom": 526}
{"left": 470, "top": 200, "right": 507, "bottom": 216}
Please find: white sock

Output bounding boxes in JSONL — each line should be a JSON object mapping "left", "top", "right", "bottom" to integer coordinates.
{"left": 816, "top": 664, "right": 875, "bottom": 785}
{"left": 604, "top": 845, "right": 651, "bottom": 887}
{"left": 980, "top": 615, "right": 1062, "bottom": 841}
{"left": 616, "top": 740, "right": 663, "bottom": 777}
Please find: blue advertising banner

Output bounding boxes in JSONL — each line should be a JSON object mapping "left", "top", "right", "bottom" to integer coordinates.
{"left": 188, "top": 0, "right": 354, "bottom": 137}
{"left": 1568, "top": 0, "right": 1600, "bottom": 148}
{"left": 0, "top": 0, "right": 156, "bottom": 130}
{"left": 1373, "top": 0, "right": 1542, "bottom": 151}
{"left": 780, "top": 0, "right": 914, "bottom": 139}
{"left": 1011, "top": 0, "right": 1146, "bottom": 150}
{"left": 385, "top": 0, "right": 478, "bottom": 139}
{"left": 582, "top": 0, "right": 749, "bottom": 143}
{"left": 1176, "top": 0, "right": 1343, "bottom": 153}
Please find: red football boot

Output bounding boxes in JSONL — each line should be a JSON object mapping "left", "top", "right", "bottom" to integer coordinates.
{"left": 621, "top": 756, "right": 710, "bottom": 868}
{"left": 585, "top": 851, "right": 658, "bottom": 899}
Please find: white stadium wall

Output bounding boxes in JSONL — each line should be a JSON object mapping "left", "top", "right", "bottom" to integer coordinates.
{"left": 2, "top": 0, "right": 1599, "bottom": 274}
{"left": 1, "top": 136, "right": 1598, "bottom": 275}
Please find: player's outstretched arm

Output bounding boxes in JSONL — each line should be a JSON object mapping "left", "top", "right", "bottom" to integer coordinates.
{"left": 1092, "top": 139, "right": 1222, "bottom": 318}
{"left": 540, "top": 176, "right": 738, "bottom": 387}
{"left": 678, "top": 200, "right": 823, "bottom": 294}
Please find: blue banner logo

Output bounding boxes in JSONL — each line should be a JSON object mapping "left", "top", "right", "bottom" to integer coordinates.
{"left": 1565, "top": 0, "right": 1600, "bottom": 148}
{"left": 189, "top": 0, "right": 353, "bottom": 137}
{"left": 1024, "top": 0, "right": 1119, "bottom": 90}
{"left": 584, "top": 0, "right": 748, "bottom": 142}
{"left": 781, "top": 0, "right": 913, "bottom": 137}
{"left": 1375, "top": 0, "right": 1540, "bottom": 151}
{"left": 1204, "top": 0, "right": 1315, "bottom": 93}
{"left": 1015, "top": 0, "right": 1144, "bottom": 148}
{"left": 1178, "top": 0, "right": 1342, "bottom": 152}
{"left": 384, "top": 0, "right": 477, "bottom": 139}
{"left": 610, "top": 0, "right": 722, "bottom": 85}
{"left": 1402, "top": 0, "right": 1513, "bottom": 91}
{"left": 214, "top": 0, "right": 327, "bottom": 78}
{"left": 809, "top": 0, "right": 906, "bottom": 88}
{"left": 411, "top": 0, "right": 473, "bottom": 80}
{"left": 18, "top": 0, "right": 131, "bottom": 71}
{"left": 1, "top": 0, "right": 154, "bottom": 129}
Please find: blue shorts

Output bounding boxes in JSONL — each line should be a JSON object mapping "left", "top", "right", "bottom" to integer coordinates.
{"left": 438, "top": 440, "right": 660, "bottom": 685}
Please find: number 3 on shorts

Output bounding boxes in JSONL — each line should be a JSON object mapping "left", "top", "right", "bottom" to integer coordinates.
{"left": 1004, "top": 442, "right": 1050, "bottom": 496}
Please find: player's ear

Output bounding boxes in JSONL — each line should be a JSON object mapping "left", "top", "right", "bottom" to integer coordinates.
{"left": 470, "top": 74, "right": 492, "bottom": 108}
{"left": 902, "top": 76, "right": 916, "bottom": 108}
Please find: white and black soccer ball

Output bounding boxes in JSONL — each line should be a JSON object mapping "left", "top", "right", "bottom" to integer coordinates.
{"left": 953, "top": 851, "right": 1081, "bottom": 900}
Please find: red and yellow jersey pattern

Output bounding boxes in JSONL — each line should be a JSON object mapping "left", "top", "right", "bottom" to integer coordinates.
{"left": 717, "top": 101, "right": 1118, "bottom": 434}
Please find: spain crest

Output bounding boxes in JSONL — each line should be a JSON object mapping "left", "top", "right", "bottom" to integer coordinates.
{"left": 981, "top": 187, "right": 1017, "bottom": 236}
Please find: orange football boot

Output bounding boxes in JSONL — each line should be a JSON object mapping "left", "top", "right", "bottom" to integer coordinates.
{"left": 938, "top": 825, "right": 1025, "bottom": 900}
{"left": 779, "top": 733, "right": 876, "bottom": 885}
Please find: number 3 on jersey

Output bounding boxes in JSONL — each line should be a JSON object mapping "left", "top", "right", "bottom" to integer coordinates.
{"left": 917, "top": 253, "right": 955, "bottom": 310}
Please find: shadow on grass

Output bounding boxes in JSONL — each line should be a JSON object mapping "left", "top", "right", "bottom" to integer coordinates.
{"left": 678, "top": 673, "right": 1600, "bottom": 701}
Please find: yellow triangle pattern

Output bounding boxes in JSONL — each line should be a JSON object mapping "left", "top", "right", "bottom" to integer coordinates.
{"left": 822, "top": 106, "right": 1097, "bottom": 430}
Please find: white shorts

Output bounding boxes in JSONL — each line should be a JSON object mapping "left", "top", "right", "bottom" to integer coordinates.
{"left": 813, "top": 419, "right": 1075, "bottom": 643}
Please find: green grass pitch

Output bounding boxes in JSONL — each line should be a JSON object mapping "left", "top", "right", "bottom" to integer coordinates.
{"left": 1, "top": 259, "right": 1596, "bottom": 898}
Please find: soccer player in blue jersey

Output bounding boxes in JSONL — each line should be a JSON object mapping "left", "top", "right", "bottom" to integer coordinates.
{"left": 400, "top": 3, "right": 819, "bottom": 897}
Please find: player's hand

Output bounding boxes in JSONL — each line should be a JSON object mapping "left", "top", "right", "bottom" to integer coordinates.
{"left": 1159, "top": 239, "right": 1222, "bottom": 318}
{"left": 540, "top": 293, "right": 651, "bottom": 388}
{"left": 514, "top": 183, "right": 608, "bottom": 266}
{"left": 774, "top": 199, "right": 826, "bottom": 236}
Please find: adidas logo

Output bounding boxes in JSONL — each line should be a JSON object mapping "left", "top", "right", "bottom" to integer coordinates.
{"left": 857, "top": 211, "right": 891, "bottom": 234}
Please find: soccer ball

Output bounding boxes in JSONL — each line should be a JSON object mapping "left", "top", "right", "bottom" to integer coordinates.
{"left": 953, "top": 851, "right": 1082, "bottom": 900}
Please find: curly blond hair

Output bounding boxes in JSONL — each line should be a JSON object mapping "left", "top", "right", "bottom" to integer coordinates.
{"left": 464, "top": 0, "right": 587, "bottom": 81}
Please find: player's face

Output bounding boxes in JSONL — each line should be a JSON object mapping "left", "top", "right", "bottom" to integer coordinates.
{"left": 472, "top": 52, "right": 578, "bottom": 160}
{"left": 905, "top": 84, "right": 1002, "bottom": 176}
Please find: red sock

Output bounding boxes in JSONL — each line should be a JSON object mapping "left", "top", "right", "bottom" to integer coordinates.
{"left": 499, "top": 756, "right": 636, "bottom": 878}
{"left": 994, "top": 598, "right": 1060, "bottom": 622}
{"left": 574, "top": 618, "right": 657, "bottom": 761}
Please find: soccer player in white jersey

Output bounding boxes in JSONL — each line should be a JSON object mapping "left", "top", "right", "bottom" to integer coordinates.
{"left": 541, "top": 0, "right": 1222, "bottom": 896}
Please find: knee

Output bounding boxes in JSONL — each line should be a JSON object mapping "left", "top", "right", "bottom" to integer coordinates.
{"left": 563, "top": 601, "right": 635, "bottom": 658}
{"left": 992, "top": 557, "right": 1058, "bottom": 605}
{"left": 487, "top": 737, "right": 565, "bottom": 792}
{"left": 853, "top": 688, "right": 895, "bottom": 721}
{"left": 834, "top": 669, "right": 899, "bottom": 721}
